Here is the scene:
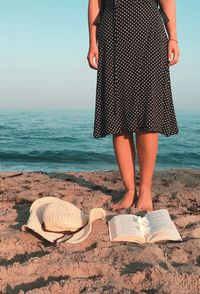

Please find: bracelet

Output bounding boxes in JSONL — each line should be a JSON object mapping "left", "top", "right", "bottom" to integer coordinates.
{"left": 168, "top": 38, "right": 179, "bottom": 44}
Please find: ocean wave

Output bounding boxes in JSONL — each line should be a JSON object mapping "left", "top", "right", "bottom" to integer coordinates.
{"left": 0, "top": 150, "right": 115, "bottom": 163}
{"left": 0, "top": 110, "right": 199, "bottom": 171}
{"left": 12, "top": 135, "right": 80, "bottom": 142}
{"left": 0, "top": 125, "right": 15, "bottom": 130}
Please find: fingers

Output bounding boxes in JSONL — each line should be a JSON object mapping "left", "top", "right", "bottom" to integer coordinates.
{"left": 87, "top": 50, "right": 98, "bottom": 70}
{"left": 168, "top": 46, "right": 180, "bottom": 66}
{"left": 168, "top": 50, "right": 173, "bottom": 64}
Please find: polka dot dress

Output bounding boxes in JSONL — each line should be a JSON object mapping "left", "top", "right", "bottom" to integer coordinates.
{"left": 93, "top": 0, "right": 179, "bottom": 139}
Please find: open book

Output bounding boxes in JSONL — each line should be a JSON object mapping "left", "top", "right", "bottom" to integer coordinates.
{"left": 108, "top": 209, "right": 182, "bottom": 244}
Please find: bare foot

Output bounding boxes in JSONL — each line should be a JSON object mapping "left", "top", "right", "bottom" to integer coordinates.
{"left": 136, "top": 186, "right": 153, "bottom": 212}
{"left": 112, "top": 188, "right": 136, "bottom": 211}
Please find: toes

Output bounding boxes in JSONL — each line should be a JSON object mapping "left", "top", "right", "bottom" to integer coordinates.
{"left": 112, "top": 203, "right": 125, "bottom": 211}
{"left": 136, "top": 203, "right": 153, "bottom": 212}
{"left": 112, "top": 204, "right": 119, "bottom": 210}
{"left": 113, "top": 204, "right": 122, "bottom": 210}
{"left": 149, "top": 206, "right": 153, "bottom": 211}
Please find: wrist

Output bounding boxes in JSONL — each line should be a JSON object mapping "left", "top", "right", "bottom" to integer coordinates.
{"left": 168, "top": 34, "right": 178, "bottom": 39}
{"left": 90, "top": 41, "right": 98, "bottom": 48}
{"left": 168, "top": 38, "right": 179, "bottom": 44}
{"left": 89, "top": 36, "right": 98, "bottom": 47}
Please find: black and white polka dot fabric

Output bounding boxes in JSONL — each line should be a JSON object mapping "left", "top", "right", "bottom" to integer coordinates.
{"left": 93, "top": 0, "right": 179, "bottom": 138}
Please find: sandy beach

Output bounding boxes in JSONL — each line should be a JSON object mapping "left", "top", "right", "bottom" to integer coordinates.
{"left": 0, "top": 168, "right": 200, "bottom": 293}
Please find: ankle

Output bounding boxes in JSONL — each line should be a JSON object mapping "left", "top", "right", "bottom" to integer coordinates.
{"left": 125, "top": 185, "right": 135, "bottom": 190}
{"left": 139, "top": 184, "right": 152, "bottom": 191}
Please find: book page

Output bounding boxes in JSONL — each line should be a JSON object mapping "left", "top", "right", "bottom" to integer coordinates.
{"left": 148, "top": 228, "right": 182, "bottom": 243}
{"left": 145, "top": 209, "right": 182, "bottom": 242}
{"left": 108, "top": 214, "right": 146, "bottom": 243}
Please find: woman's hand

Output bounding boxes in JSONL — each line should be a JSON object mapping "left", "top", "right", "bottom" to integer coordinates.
{"left": 168, "top": 39, "right": 180, "bottom": 66}
{"left": 87, "top": 43, "right": 99, "bottom": 70}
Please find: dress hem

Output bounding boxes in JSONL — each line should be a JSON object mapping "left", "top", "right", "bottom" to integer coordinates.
{"left": 93, "top": 127, "right": 179, "bottom": 139}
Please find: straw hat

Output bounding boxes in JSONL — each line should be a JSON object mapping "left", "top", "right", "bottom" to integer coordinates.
{"left": 21, "top": 196, "right": 106, "bottom": 244}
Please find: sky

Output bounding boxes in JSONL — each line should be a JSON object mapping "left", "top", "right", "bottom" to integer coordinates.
{"left": 0, "top": 0, "right": 199, "bottom": 111}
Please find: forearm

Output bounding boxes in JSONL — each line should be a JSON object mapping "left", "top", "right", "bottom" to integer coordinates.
{"left": 88, "top": 0, "right": 102, "bottom": 47}
{"left": 159, "top": 0, "right": 177, "bottom": 39}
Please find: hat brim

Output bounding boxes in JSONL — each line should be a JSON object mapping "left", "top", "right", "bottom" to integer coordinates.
{"left": 22, "top": 197, "right": 68, "bottom": 243}
{"left": 21, "top": 196, "right": 106, "bottom": 244}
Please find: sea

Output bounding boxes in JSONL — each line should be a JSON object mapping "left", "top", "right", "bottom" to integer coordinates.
{"left": 0, "top": 109, "right": 199, "bottom": 172}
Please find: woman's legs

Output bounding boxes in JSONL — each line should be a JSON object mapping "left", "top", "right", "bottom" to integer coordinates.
{"left": 111, "top": 130, "right": 158, "bottom": 212}
{"left": 112, "top": 132, "right": 137, "bottom": 210}
{"left": 135, "top": 131, "right": 159, "bottom": 211}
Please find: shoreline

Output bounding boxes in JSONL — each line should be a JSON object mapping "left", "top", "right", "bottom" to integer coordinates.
{"left": 0, "top": 166, "right": 199, "bottom": 176}
{"left": 0, "top": 168, "right": 200, "bottom": 293}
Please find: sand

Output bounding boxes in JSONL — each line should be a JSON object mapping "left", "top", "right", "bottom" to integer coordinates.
{"left": 0, "top": 168, "right": 200, "bottom": 293}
